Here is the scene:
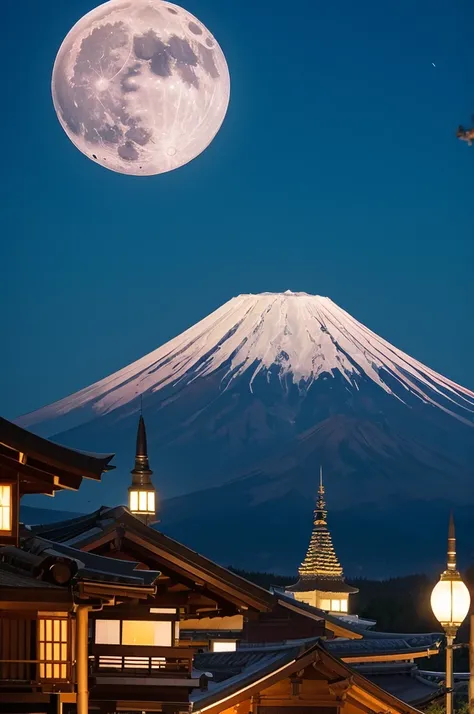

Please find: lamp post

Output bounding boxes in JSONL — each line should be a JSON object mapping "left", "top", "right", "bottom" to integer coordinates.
{"left": 431, "top": 514, "right": 471, "bottom": 714}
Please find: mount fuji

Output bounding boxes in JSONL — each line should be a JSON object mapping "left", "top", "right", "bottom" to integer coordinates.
{"left": 17, "top": 292, "right": 474, "bottom": 576}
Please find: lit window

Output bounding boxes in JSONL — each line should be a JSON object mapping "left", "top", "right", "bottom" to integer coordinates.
{"left": 0, "top": 485, "right": 12, "bottom": 533}
{"left": 319, "top": 599, "right": 331, "bottom": 611}
{"left": 122, "top": 620, "right": 172, "bottom": 647}
{"left": 38, "top": 615, "right": 69, "bottom": 680}
{"left": 340, "top": 599, "right": 348, "bottom": 612}
{"left": 95, "top": 620, "right": 120, "bottom": 645}
{"left": 150, "top": 608, "right": 176, "bottom": 614}
{"left": 211, "top": 641, "right": 237, "bottom": 652}
{"left": 331, "top": 600, "right": 341, "bottom": 612}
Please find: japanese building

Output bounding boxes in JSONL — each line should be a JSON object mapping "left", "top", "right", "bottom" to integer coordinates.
{"left": 0, "top": 415, "right": 445, "bottom": 714}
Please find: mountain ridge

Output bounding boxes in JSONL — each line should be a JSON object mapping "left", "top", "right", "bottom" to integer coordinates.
{"left": 16, "top": 291, "right": 474, "bottom": 574}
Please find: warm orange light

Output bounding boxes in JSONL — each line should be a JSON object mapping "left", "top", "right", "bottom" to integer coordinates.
{"left": 431, "top": 577, "right": 470, "bottom": 629}
{"left": 0, "top": 484, "right": 12, "bottom": 533}
{"left": 129, "top": 488, "right": 155, "bottom": 515}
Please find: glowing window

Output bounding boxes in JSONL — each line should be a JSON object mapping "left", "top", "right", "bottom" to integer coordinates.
{"left": 0, "top": 485, "right": 12, "bottom": 533}
{"left": 340, "top": 599, "right": 348, "bottom": 612}
{"left": 331, "top": 600, "right": 341, "bottom": 612}
{"left": 319, "top": 599, "right": 331, "bottom": 611}
{"left": 95, "top": 620, "right": 120, "bottom": 645}
{"left": 211, "top": 640, "right": 237, "bottom": 652}
{"left": 38, "top": 615, "right": 69, "bottom": 680}
{"left": 121, "top": 620, "right": 172, "bottom": 647}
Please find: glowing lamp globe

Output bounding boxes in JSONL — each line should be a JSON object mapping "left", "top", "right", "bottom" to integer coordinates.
{"left": 51, "top": 0, "right": 230, "bottom": 175}
{"left": 431, "top": 575, "right": 471, "bottom": 629}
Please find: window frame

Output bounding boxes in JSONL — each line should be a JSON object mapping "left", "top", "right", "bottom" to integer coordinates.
{"left": 37, "top": 613, "right": 71, "bottom": 682}
{"left": 94, "top": 617, "right": 173, "bottom": 647}
{"left": 0, "top": 479, "right": 18, "bottom": 545}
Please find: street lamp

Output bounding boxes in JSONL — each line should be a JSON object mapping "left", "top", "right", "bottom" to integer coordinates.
{"left": 431, "top": 514, "right": 471, "bottom": 714}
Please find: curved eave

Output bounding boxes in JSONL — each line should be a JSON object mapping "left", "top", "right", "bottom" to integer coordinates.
{"left": 1, "top": 416, "right": 115, "bottom": 480}
{"left": 286, "top": 577, "right": 359, "bottom": 594}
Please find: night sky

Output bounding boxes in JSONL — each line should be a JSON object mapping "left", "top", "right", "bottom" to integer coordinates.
{"left": 1, "top": 0, "right": 473, "bottom": 421}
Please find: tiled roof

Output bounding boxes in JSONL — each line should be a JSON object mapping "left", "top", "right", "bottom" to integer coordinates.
{"left": 324, "top": 634, "right": 442, "bottom": 658}
{"left": 0, "top": 417, "right": 114, "bottom": 480}
{"left": 193, "top": 645, "right": 299, "bottom": 698}
{"left": 0, "top": 563, "right": 62, "bottom": 589}
{"left": 31, "top": 506, "right": 275, "bottom": 611}
{"left": 286, "top": 576, "right": 358, "bottom": 593}
{"left": 355, "top": 664, "right": 442, "bottom": 706}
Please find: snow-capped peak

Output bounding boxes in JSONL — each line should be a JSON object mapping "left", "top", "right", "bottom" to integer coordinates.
{"left": 17, "top": 292, "right": 474, "bottom": 432}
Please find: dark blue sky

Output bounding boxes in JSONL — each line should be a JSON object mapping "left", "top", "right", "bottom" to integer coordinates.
{"left": 1, "top": 0, "right": 473, "bottom": 419}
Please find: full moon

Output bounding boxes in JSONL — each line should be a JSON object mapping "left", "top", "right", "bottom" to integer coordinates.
{"left": 52, "top": 0, "right": 230, "bottom": 175}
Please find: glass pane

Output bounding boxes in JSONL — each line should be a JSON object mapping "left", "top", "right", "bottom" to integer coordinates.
{"left": 39, "top": 620, "right": 45, "bottom": 641}
{"left": 129, "top": 490, "right": 138, "bottom": 512}
{"left": 0, "top": 485, "right": 11, "bottom": 532}
{"left": 53, "top": 620, "right": 60, "bottom": 641}
{"left": 46, "top": 664, "right": 52, "bottom": 679}
{"left": 340, "top": 599, "right": 348, "bottom": 612}
{"left": 212, "top": 641, "right": 237, "bottom": 652}
{"left": 40, "top": 664, "right": 45, "bottom": 678}
{"left": 61, "top": 664, "right": 67, "bottom": 679}
{"left": 95, "top": 620, "right": 120, "bottom": 645}
{"left": 122, "top": 620, "right": 172, "bottom": 646}
{"left": 319, "top": 599, "right": 331, "bottom": 610}
{"left": 147, "top": 491, "right": 155, "bottom": 513}
{"left": 331, "top": 600, "right": 341, "bottom": 612}
{"left": 46, "top": 620, "right": 52, "bottom": 641}
{"left": 139, "top": 491, "right": 147, "bottom": 512}
{"left": 46, "top": 643, "right": 52, "bottom": 662}
{"left": 61, "top": 620, "right": 67, "bottom": 642}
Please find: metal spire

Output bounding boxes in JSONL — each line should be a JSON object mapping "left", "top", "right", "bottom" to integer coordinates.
{"left": 447, "top": 511, "right": 456, "bottom": 571}
{"left": 131, "top": 415, "right": 153, "bottom": 485}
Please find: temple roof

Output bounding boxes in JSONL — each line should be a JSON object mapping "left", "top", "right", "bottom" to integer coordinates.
{"left": 192, "top": 641, "right": 426, "bottom": 714}
{"left": 28, "top": 505, "right": 275, "bottom": 612}
{"left": 0, "top": 534, "right": 159, "bottom": 603}
{"left": 0, "top": 416, "right": 114, "bottom": 496}
{"left": 286, "top": 576, "right": 358, "bottom": 593}
{"left": 354, "top": 663, "right": 443, "bottom": 707}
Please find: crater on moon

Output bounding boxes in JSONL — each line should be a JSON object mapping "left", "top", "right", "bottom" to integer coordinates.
{"left": 52, "top": 0, "right": 230, "bottom": 176}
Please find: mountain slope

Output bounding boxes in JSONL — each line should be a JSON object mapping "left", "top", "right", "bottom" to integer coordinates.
{"left": 17, "top": 292, "right": 474, "bottom": 574}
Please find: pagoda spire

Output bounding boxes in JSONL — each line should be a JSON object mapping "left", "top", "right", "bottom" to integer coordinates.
{"left": 286, "top": 466, "right": 358, "bottom": 610}
{"left": 298, "top": 466, "right": 343, "bottom": 579}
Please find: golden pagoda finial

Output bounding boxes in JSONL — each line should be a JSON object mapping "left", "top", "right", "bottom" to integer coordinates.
{"left": 315, "top": 465, "right": 327, "bottom": 526}
{"left": 297, "top": 466, "right": 343, "bottom": 579}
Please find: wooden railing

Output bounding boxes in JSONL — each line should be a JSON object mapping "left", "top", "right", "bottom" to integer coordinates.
{"left": 0, "top": 658, "right": 72, "bottom": 686}
{"left": 90, "top": 645, "right": 194, "bottom": 677}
